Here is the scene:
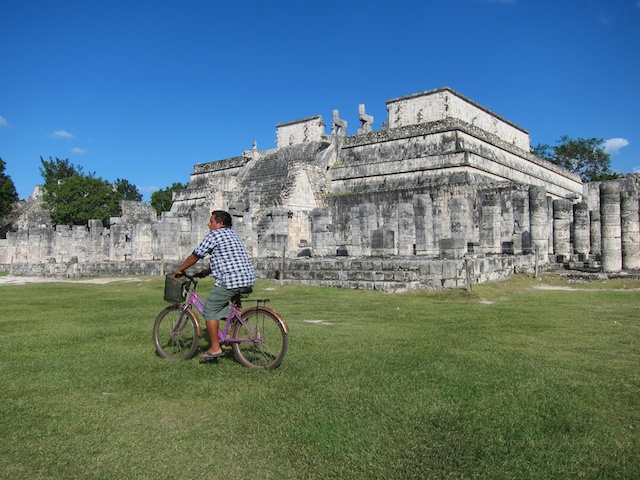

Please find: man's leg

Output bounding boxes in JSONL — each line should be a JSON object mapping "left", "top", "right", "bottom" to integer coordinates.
{"left": 204, "top": 319, "right": 222, "bottom": 355}
{"left": 202, "top": 284, "right": 233, "bottom": 358}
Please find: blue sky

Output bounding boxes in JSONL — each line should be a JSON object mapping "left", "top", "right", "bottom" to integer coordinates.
{"left": 1, "top": 0, "right": 639, "bottom": 201}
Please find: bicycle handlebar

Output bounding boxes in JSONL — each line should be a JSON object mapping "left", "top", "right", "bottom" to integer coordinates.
{"left": 175, "top": 272, "right": 198, "bottom": 289}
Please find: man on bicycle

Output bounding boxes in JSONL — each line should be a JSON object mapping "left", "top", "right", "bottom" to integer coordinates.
{"left": 173, "top": 210, "right": 256, "bottom": 361}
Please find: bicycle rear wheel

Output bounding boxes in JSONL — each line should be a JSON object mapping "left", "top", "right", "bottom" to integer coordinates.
{"left": 231, "top": 308, "right": 288, "bottom": 369}
{"left": 153, "top": 305, "right": 200, "bottom": 360}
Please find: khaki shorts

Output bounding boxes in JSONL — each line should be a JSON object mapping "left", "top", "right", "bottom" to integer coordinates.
{"left": 203, "top": 283, "right": 245, "bottom": 321}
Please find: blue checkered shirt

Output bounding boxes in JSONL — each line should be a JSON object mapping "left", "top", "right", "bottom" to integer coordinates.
{"left": 193, "top": 227, "right": 256, "bottom": 289}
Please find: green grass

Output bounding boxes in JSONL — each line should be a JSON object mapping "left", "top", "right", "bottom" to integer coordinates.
{"left": 1, "top": 274, "right": 638, "bottom": 479}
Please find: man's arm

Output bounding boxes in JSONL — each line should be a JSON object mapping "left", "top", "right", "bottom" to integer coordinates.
{"left": 195, "top": 267, "right": 211, "bottom": 278}
{"left": 173, "top": 253, "right": 200, "bottom": 279}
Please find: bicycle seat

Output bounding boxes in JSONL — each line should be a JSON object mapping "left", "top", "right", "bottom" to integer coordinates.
{"left": 238, "top": 286, "right": 253, "bottom": 294}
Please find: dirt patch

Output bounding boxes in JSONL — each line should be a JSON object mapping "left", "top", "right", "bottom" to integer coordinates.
{"left": 534, "top": 285, "right": 583, "bottom": 291}
{"left": 0, "top": 275, "right": 144, "bottom": 286}
{"left": 303, "top": 320, "right": 334, "bottom": 325}
{"left": 534, "top": 284, "right": 640, "bottom": 291}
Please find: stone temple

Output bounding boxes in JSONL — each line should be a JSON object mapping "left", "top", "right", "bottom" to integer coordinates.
{"left": 1, "top": 87, "right": 639, "bottom": 291}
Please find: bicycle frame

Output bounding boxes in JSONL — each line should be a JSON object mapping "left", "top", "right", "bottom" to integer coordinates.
{"left": 178, "top": 282, "right": 287, "bottom": 345}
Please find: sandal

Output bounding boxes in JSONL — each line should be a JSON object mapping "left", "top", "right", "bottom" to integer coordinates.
{"left": 200, "top": 351, "right": 225, "bottom": 361}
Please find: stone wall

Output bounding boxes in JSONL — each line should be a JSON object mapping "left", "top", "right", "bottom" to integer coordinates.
{"left": 0, "top": 254, "right": 539, "bottom": 292}
{"left": 276, "top": 116, "right": 326, "bottom": 148}
{"left": 254, "top": 255, "right": 539, "bottom": 292}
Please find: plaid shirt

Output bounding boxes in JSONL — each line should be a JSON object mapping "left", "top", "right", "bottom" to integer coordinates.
{"left": 193, "top": 227, "right": 256, "bottom": 289}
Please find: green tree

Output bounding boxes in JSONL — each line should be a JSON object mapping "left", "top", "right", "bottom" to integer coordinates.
{"left": 150, "top": 182, "right": 186, "bottom": 215}
{"left": 115, "top": 178, "right": 142, "bottom": 201}
{"left": 40, "top": 157, "right": 141, "bottom": 226}
{"left": 39, "top": 156, "right": 86, "bottom": 186}
{"left": 44, "top": 175, "right": 122, "bottom": 226}
{"left": 0, "top": 158, "right": 19, "bottom": 219}
{"left": 532, "top": 135, "right": 618, "bottom": 182}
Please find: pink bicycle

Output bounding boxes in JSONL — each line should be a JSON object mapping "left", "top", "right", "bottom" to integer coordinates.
{"left": 153, "top": 274, "right": 289, "bottom": 369}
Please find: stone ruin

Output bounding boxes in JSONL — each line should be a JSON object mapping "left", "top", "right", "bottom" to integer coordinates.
{"left": 1, "top": 87, "right": 639, "bottom": 291}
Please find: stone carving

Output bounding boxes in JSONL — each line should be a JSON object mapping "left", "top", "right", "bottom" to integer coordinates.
{"left": 332, "top": 109, "right": 347, "bottom": 136}
{"left": 357, "top": 104, "right": 373, "bottom": 134}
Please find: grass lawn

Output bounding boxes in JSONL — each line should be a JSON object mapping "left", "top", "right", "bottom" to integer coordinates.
{"left": 1, "top": 273, "right": 638, "bottom": 479}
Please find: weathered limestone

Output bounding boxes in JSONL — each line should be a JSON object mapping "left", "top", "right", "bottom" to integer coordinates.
{"left": 553, "top": 199, "right": 572, "bottom": 259}
{"left": 512, "top": 188, "right": 531, "bottom": 254}
{"left": 357, "top": 104, "right": 374, "bottom": 135}
{"left": 621, "top": 185, "right": 640, "bottom": 269}
{"left": 529, "top": 186, "right": 549, "bottom": 259}
{"left": 276, "top": 116, "right": 325, "bottom": 148}
{"left": 3, "top": 86, "right": 639, "bottom": 290}
{"left": 590, "top": 209, "right": 601, "bottom": 257}
{"left": 386, "top": 88, "right": 530, "bottom": 150}
{"left": 479, "top": 192, "right": 502, "bottom": 254}
{"left": 600, "top": 182, "right": 622, "bottom": 271}
{"left": 332, "top": 110, "right": 348, "bottom": 136}
{"left": 572, "top": 202, "right": 590, "bottom": 259}
{"left": 585, "top": 181, "right": 602, "bottom": 259}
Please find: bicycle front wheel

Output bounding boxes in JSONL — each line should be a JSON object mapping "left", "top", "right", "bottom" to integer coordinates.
{"left": 231, "top": 308, "right": 288, "bottom": 369}
{"left": 153, "top": 305, "right": 200, "bottom": 360}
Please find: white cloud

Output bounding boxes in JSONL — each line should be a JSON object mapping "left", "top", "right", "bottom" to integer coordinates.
{"left": 70, "top": 147, "right": 87, "bottom": 155}
{"left": 0, "top": 115, "right": 9, "bottom": 128}
{"left": 138, "top": 185, "right": 160, "bottom": 201}
{"left": 138, "top": 185, "right": 160, "bottom": 195}
{"left": 603, "top": 138, "right": 630, "bottom": 154}
{"left": 52, "top": 130, "right": 75, "bottom": 139}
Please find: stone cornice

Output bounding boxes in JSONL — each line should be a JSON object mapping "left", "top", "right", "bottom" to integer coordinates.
{"left": 341, "top": 118, "right": 581, "bottom": 183}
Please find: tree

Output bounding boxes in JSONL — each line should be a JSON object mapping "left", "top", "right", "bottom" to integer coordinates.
{"left": 44, "top": 175, "right": 122, "bottom": 226}
{"left": 532, "top": 135, "right": 618, "bottom": 182}
{"left": 39, "top": 156, "right": 86, "bottom": 186}
{"left": 150, "top": 182, "right": 186, "bottom": 215}
{"left": 0, "top": 158, "right": 19, "bottom": 219}
{"left": 115, "top": 178, "right": 142, "bottom": 201}
{"left": 39, "top": 157, "right": 141, "bottom": 226}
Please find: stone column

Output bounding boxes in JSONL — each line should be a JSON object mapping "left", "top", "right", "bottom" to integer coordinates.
{"left": 72, "top": 225, "right": 89, "bottom": 263}
{"left": 590, "top": 210, "right": 601, "bottom": 258}
{"left": 109, "top": 223, "right": 126, "bottom": 262}
{"left": 621, "top": 188, "right": 640, "bottom": 269}
{"left": 529, "top": 186, "right": 548, "bottom": 260}
{"left": 358, "top": 203, "right": 376, "bottom": 256}
{"left": 512, "top": 189, "right": 530, "bottom": 254}
{"left": 553, "top": 199, "right": 572, "bottom": 260}
{"left": 600, "top": 182, "right": 622, "bottom": 272}
{"left": 479, "top": 192, "right": 501, "bottom": 254}
{"left": 398, "top": 200, "right": 416, "bottom": 256}
{"left": 26, "top": 229, "right": 42, "bottom": 264}
{"left": 547, "top": 196, "right": 555, "bottom": 254}
{"left": 36, "top": 227, "right": 55, "bottom": 264}
{"left": 371, "top": 229, "right": 395, "bottom": 257}
{"left": 15, "top": 230, "right": 29, "bottom": 263}
{"left": 413, "top": 194, "right": 434, "bottom": 255}
{"left": 439, "top": 237, "right": 466, "bottom": 258}
{"left": 450, "top": 197, "right": 469, "bottom": 239}
{"left": 450, "top": 196, "right": 470, "bottom": 255}
{"left": 310, "top": 208, "right": 336, "bottom": 257}
{"left": 572, "top": 202, "right": 590, "bottom": 259}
